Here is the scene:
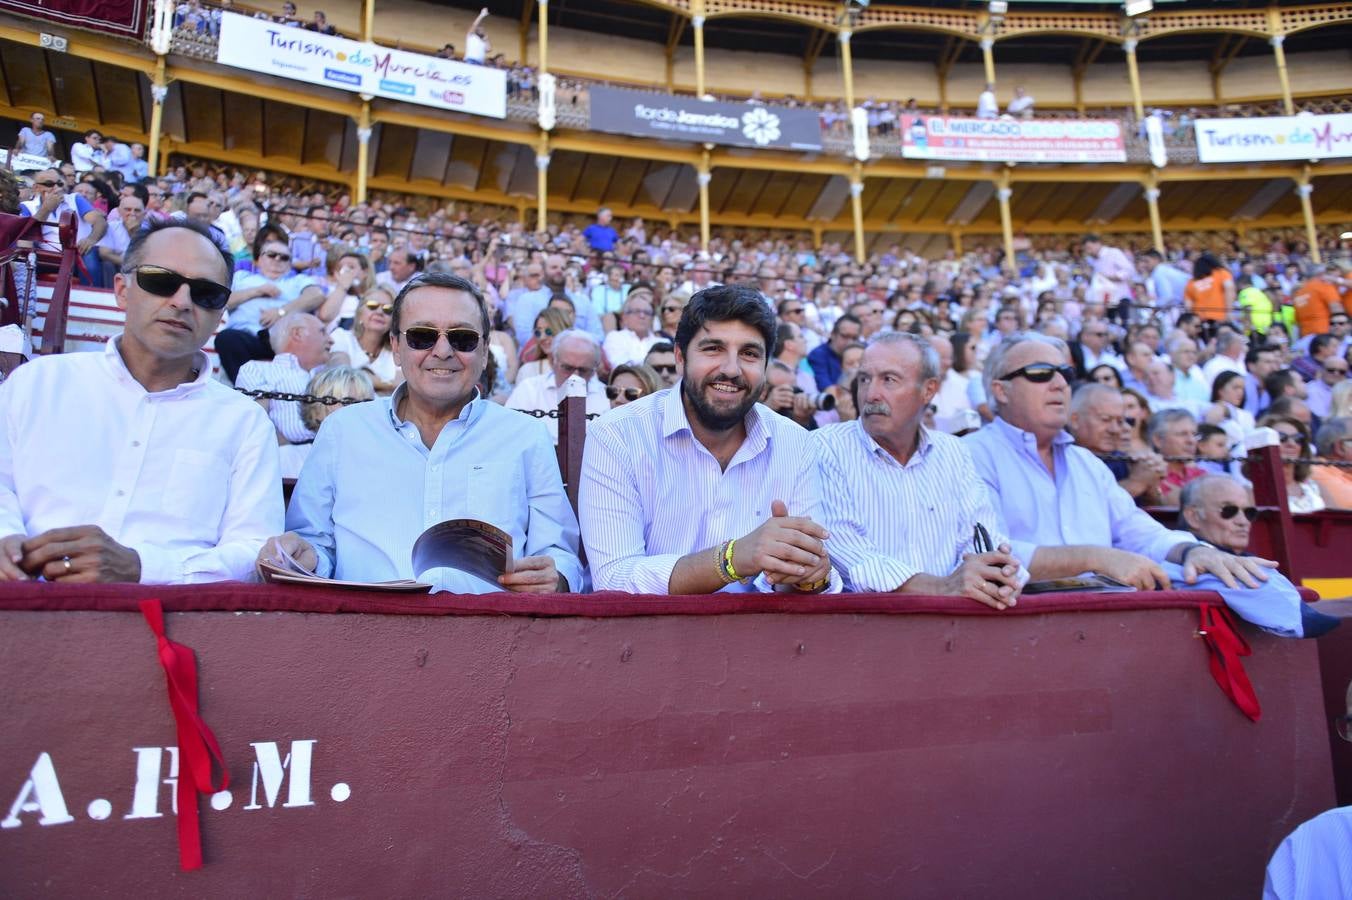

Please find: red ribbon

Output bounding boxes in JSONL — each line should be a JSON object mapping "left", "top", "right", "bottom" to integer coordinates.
{"left": 1198, "top": 604, "right": 1261, "bottom": 722}
{"left": 139, "top": 599, "right": 230, "bottom": 871}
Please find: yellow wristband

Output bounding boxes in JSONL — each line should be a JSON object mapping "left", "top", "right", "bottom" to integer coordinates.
{"left": 724, "top": 538, "right": 744, "bottom": 582}
{"left": 714, "top": 541, "right": 736, "bottom": 585}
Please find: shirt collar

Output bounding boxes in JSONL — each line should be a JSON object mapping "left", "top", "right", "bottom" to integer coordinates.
{"left": 661, "top": 379, "right": 771, "bottom": 457}
{"left": 991, "top": 414, "right": 1073, "bottom": 451}
{"left": 387, "top": 382, "right": 484, "bottom": 430}
{"left": 854, "top": 418, "right": 933, "bottom": 468}
{"left": 103, "top": 335, "right": 211, "bottom": 398}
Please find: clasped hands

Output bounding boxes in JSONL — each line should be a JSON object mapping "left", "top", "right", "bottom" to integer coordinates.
{"left": 733, "top": 499, "right": 832, "bottom": 590}
{"left": 256, "top": 532, "right": 564, "bottom": 593}
{"left": 0, "top": 526, "right": 141, "bottom": 583}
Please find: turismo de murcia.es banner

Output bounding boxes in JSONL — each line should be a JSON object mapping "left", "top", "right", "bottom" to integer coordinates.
{"left": 589, "top": 86, "right": 823, "bottom": 152}
{"left": 216, "top": 12, "right": 507, "bottom": 119}
{"left": 1194, "top": 113, "right": 1352, "bottom": 164}
{"left": 900, "top": 115, "right": 1127, "bottom": 164}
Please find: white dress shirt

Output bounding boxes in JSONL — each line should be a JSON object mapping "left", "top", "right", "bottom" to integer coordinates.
{"left": 579, "top": 385, "right": 841, "bottom": 594}
{"left": 816, "top": 421, "right": 1018, "bottom": 592}
{"left": 602, "top": 328, "right": 661, "bottom": 368}
{"left": 505, "top": 371, "right": 609, "bottom": 443}
{"left": 1201, "top": 354, "right": 1244, "bottom": 389}
{"left": 0, "top": 339, "right": 283, "bottom": 582}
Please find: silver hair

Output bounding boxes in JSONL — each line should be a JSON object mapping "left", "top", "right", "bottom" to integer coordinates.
{"left": 1036, "top": 315, "right": 1070, "bottom": 339}
{"left": 1178, "top": 473, "right": 1235, "bottom": 514}
{"left": 1315, "top": 417, "right": 1352, "bottom": 457}
{"left": 268, "top": 311, "right": 318, "bottom": 355}
{"left": 1070, "top": 381, "right": 1120, "bottom": 418}
{"left": 869, "top": 331, "right": 940, "bottom": 381}
{"left": 550, "top": 328, "right": 600, "bottom": 366}
{"left": 300, "top": 366, "right": 374, "bottom": 432}
{"left": 1146, "top": 407, "right": 1196, "bottom": 450}
{"left": 1165, "top": 333, "right": 1196, "bottom": 355}
{"left": 982, "top": 332, "right": 1071, "bottom": 415}
{"left": 1216, "top": 330, "right": 1246, "bottom": 354}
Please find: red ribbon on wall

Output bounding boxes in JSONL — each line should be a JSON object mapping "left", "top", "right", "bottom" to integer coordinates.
{"left": 139, "top": 599, "right": 230, "bottom": 871}
{"left": 1198, "top": 605, "right": 1261, "bottom": 722}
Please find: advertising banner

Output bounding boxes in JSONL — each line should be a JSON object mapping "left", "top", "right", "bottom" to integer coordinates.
{"left": 1194, "top": 113, "right": 1352, "bottom": 163}
{"left": 0, "top": 0, "right": 145, "bottom": 38}
{"left": 900, "top": 115, "right": 1126, "bottom": 163}
{"left": 589, "top": 86, "right": 823, "bottom": 151}
{"left": 215, "top": 12, "right": 506, "bottom": 119}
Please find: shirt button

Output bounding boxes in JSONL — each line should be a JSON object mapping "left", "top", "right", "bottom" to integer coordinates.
{"left": 116, "top": 490, "right": 126, "bottom": 497}
{"left": 131, "top": 441, "right": 141, "bottom": 448}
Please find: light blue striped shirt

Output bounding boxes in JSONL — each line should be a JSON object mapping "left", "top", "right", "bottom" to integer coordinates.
{"left": 964, "top": 416, "right": 1193, "bottom": 568}
{"left": 579, "top": 385, "right": 839, "bottom": 594}
{"left": 286, "top": 385, "right": 583, "bottom": 594}
{"left": 1264, "top": 805, "right": 1352, "bottom": 899}
{"left": 815, "top": 420, "right": 1011, "bottom": 592}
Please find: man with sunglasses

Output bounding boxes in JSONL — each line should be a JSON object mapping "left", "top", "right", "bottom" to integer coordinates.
{"left": 965, "top": 333, "right": 1276, "bottom": 592}
{"left": 19, "top": 167, "right": 107, "bottom": 260}
{"left": 267, "top": 272, "right": 582, "bottom": 594}
{"left": 1179, "top": 475, "right": 1258, "bottom": 556}
{"left": 0, "top": 220, "right": 282, "bottom": 584}
{"left": 643, "top": 341, "right": 680, "bottom": 388}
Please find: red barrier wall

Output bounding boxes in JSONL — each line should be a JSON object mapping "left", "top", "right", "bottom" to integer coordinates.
{"left": 0, "top": 586, "right": 1335, "bottom": 898}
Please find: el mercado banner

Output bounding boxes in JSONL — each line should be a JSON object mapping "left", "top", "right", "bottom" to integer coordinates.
{"left": 900, "top": 115, "right": 1126, "bottom": 163}
{"left": 215, "top": 12, "right": 506, "bottom": 119}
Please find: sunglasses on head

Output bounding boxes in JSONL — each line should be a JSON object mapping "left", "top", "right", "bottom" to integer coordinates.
{"left": 129, "top": 265, "right": 231, "bottom": 310}
{"left": 364, "top": 300, "right": 393, "bottom": 314}
{"left": 1219, "top": 504, "right": 1259, "bottom": 522}
{"left": 261, "top": 250, "right": 292, "bottom": 263}
{"left": 400, "top": 327, "right": 481, "bottom": 353}
{"left": 998, "top": 362, "right": 1076, "bottom": 384}
{"left": 606, "top": 386, "right": 644, "bottom": 401}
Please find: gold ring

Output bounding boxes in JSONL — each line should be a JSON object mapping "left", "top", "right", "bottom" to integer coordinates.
{"left": 62, "top": 557, "right": 73, "bottom": 574}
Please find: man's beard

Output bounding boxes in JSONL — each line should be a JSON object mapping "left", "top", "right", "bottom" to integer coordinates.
{"left": 682, "top": 373, "right": 758, "bottom": 432}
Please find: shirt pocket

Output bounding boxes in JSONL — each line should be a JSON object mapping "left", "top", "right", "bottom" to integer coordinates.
{"left": 465, "top": 461, "right": 522, "bottom": 533}
{"left": 163, "top": 449, "right": 230, "bottom": 535}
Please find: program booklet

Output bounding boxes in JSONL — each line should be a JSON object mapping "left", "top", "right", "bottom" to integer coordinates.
{"left": 1022, "top": 574, "right": 1135, "bottom": 594}
{"left": 257, "top": 519, "right": 513, "bottom": 592}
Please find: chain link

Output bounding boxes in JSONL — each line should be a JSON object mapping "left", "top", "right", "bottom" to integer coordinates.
{"left": 235, "top": 388, "right": 372, "bottom": 406}
{"left": 518, "top": 408, "right": 602, "bottom": 420}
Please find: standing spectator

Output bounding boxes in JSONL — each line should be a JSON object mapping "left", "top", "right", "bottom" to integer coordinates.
{"left": 583, "top": 207, "right": 618, "bottom": 253}
{"left": 976, "top": 83, "right": 998, "bottom": 119}
{"left": 127, "top": 143, "right": 150, "bottom": 184}
{"left": 807, "top": 314, "right": 862, "bottom": 391}
{"left": 1292, "top": 265, "right": 1346, "bottom": 339}
{"left": 1082, "top": 234, "right": 1137, "bottom": 325}
{"left": 102, "top": 135, "right": 137, "bottom": 183}
{"left": 1139, "top": 250, "right": 1189, "bottom": 310}
{"left": 1006, "top": 86, "right": 1035, "bottom": 119}
{"left": 1184, "top": 253, "right": 1236, "bottom": 323}
{"left": 11, "top": 112, "right": 57, "bottom": 166}
{"left": 1307, "top": 350, "right": 1347, "bottom": 419}
{"left": 69, "top": 129, "right": 105, "bottom": 173}
{"left": 464, "top": 8, "right": 490, "bottom": 64}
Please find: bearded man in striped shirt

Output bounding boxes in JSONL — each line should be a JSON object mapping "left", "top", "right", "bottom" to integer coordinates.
{"left": 816, "top": 333, "right": 1025, "bottom": 609}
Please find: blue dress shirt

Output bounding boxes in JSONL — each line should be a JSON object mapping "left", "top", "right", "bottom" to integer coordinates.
{"left": 227, "top": 271, "right": 317, "bottom": 335}
{"left": 964, "top": 417, "right": 1193, "bottom": 568}
{"left": 807, "top": 343, "right": 843, "bottom": 391}
{"left": 286, "top": 386, "right": 583, "bottom": 593}
{"left": 508, "top": 286, "right": 602, "bottom": 347}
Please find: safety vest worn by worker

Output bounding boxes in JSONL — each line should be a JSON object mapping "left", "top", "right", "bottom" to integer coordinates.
{"left": 1237, "top": 286, "right": 1275, "bottom": 332}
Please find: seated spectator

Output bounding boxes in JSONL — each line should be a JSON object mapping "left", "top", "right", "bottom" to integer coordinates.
{"left": 1147, "top": 409, "right": 1206, "bottom": 507}
{"left": 1292, "top": 333, "right": 1340, "bottom": 383}
{"left": 219, "top": 236, "right": 324, "bottom": 382}
{"left": 1068, "top": 383, "right": 1165, "bottom": 503}
{"left": 1243, "top": 343, "right": 1281, "bottom": 415}
{"left": 657, "top": 289, "right": 690, "bottom": 342}
{"left": 1120, "top": 387, "right": 1153, "bottom": 456}
{"left": 328, "top": 289, "right": 399, "bottom": 395}
{"left": 316, "top": 247, "right": 374, "bottom": 328}
{"left": 1143, "top": 359, "right": 1201, "bottom": 415}
{"left": 286, "top": 366, "right": 375, "bottom": 477}
{"left": 601, "top": 290, "right": 661, "bottom": 367}
{"left": 773, "top": 322, "right": 818, "bottom": 395}
{"left": 96, "top": 193, "right": 146, "bottom": 283}
{"left": 589, "top": 264, "right": 629, "bottom": 328}
{"left": 763, "top": 360, "right": 818, "bottom": 430}
{"left": 304, "top": 9, "right": 337, "bottom": 34}
{"left": 1166, "top": 335, "right": 1209, "bottom": 407}
{"left": 579, "top": 284, "right": 838, "bottom": 594}
{"left": 517, "top": 307, "right": 572, "bottom": 384}
{"left": 1195, "top": 423, "right": 1233, "bottom": 474}
{"left": 1264, "top": 368, "right": 1309, "bottom": 417}
{"left": 606, "top": 363, "right": 663, "bottom": 409}
{"left": 236, "top": 311, "right": 332, "bottom": 463}
{"left": 1311, "top": 418, "right": 1352, "bottom": 509}
{"left": 20, "top": 166, "right": 107, "bottom": 284}
{"left": 1307, "top": 349, "right": 1347, "bottom": 419}
{"left": 932, "top": 331, "right": 977, "bottom": 429}
{"left": 1179, "top": 474, "right": 1256, "bottom": 556}
{"left": 976, "top": 83, "right": 998, "bottom": 119}
{"left": 0, "top": 220, "right": 281, "bottom": 584}
{"left": 376, "top": 249, "right": 423, "bottom": 297}
{"left": 265, "top": 272, "right": 583, "bottom": 593}
{"left": 807, "top": 314, "right": 862, "bottom": 391}
{"left": 643, "top": 340, "right": 680, "bottom": 388}
{"left": 817, "top": 333, "right": 1023, "bottom": 606}
{"left": 964, "top": 333, "right": 1272, "bottom": 589}
{"left": 506, "top": 329, "right": 609, "bottom": 443}
{"left": 1120, "top": 340, "right": 1153, "bottom": 393}
{"left": 1087, "top": 364, "right": 1124, "bottom": 389}
{"left": 1258, "top": 413, "right": 1325, "bottom": 514}
{"left": 1204, "top": 370, "right": 1256, "bottom": 450}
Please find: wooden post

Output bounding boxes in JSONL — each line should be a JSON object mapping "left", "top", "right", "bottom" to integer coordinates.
{"left": 537, "top": 0, "right": 549, "bottom": 75}
{"left": 355, "top": 101, "right": 371, "bottom": 204}
{"left": 1297, "top": 167, "right": 1321, "bottom": 264}
{"left": 147, "top": 56, "right": 167, "bottom": 182}
{"left": 535, "top": 133, "right": 550, "bottom": 234}
{"left": 951, "top": 229, "right": 963, "bottom": 256}
{"left": 698, "top": 149, "right": 712, "bottom": 253}
{"left": 1245, "top": 444, "right": 1297, "bottom": 580}
{"left": 850, "top": 162, "right": 865, "bottom": 264}
{"left": 1144, "top": 173, "right": 1163, "bottom": 254}
{"left": 1270, "top": 35, "right": 1294, "bottom": 115}
{"left": 693, "top": 0, "right": 706, "bottom": 96}
{"left": 1124, "top": 39, "right": 1144, "bottom": 120}
{"left": 997, "top": 170, "right": 1015, "bottom": 274}
{"left": 556, "top": 394, "right": 586, "bottom": 519}
{"left": 980, "top": 37, "right": 995, "bottom": 87}
{"left": 840, "top": 29, "right": 855, "bottom": 113}
{"left": 360, "top": 0, "right": 374, "bottom": 42}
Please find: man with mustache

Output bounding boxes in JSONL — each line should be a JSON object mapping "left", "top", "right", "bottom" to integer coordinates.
{"left": 816, "top": 333, "right": 1024, "bottom": 607}
{"left": 579, "top": 284, "right": 839, "bottom": 594}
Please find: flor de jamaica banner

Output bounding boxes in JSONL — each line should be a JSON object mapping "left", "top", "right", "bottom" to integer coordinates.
{"left": 588, "top": 86, "right": 823, "bottom": 152}
{"left": 215, "top": 12, "right": 506, "bottom": 119}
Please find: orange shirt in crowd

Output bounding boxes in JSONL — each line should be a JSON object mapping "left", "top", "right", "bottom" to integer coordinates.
{"left": 1292, "top": 277, "right": 1342, "bottom": 336}
{"left": 1185, "top": 268, "right": 1233, "bottom": 321}
{"left": 1311, "top": 466, "right": 1352, "bottom": 510}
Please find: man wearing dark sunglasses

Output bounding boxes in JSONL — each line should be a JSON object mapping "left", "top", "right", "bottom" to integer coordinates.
{"left": 965, "top": 333, "right": 1277, "bottom": 592}
{"left": 0, "top": 220, "right": 283, "bottom": 585}
{"left": 267, "top": 272, "right": 583, "bottom": 595}
{"left": 1179, "top": 475, "right": 1257, "bottom": 556}
{"left": 216, "top": 238, "right": 326, "bottom": 383}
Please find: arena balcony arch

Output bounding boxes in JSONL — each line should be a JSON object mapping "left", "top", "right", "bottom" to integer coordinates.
{"left": 1, "top": 0, "right": 1351, "bottom": 260}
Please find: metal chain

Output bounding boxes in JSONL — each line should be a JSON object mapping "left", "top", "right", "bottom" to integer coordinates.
{"left": 518, "top": 408, "right": 602, "bottom": 420}
{"left": 1095, "top": 451, "right": 1352, "bottom": 469}
{"left": 235, "top": 388, "right": 372, "bottom": 406}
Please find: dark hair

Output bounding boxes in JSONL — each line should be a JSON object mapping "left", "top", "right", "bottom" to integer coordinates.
{"left": 390, "top": 271, "right": 490, "bottom": 340}
{"left": 1310, "top": 334, "right": 1338, "bottom": 356}
{"left": 1088, "top": 363, "right": 1124, "bottom": 389}
{"left": 1197, "top": 423, "right": 1226, "bottom": 442}
{"left": 1263, "top": 368, "right": 1299, "bottom": 401}
{"left": 1210, "top": 369, "right": 1244, "bottom": 403}
{"left": 185, "top": 191, "right": 210, "bottom": 209}
{"left": 950, "top": 330, "right": 975, "bottom": 373}
{"left": 83, "top": 128, "right": 102, "bottom": 139}
{"left": 121, "top": 219, "right": 233, "bottom": 284}
{"left": 253, "top": 223, "right": 289, "bottom": 259}
{"left": 774, "top": 322, "right": 799, "bottom": 357}
{"left": 673, "top": 284, "right": 776, "bottom": 360}
{"left": 1245, "top": 343, "right": 1276, "bottom": 368}
{"left": 831, "top": 313, "right": 863, "bottom": 337}
{"left": 1257, "top": 412, "right": 1312, "bottom": 481}
{"left": 645, "top": 340, "right": 674, "bottom": 357}
{"left": 124, "top": 182, "right": 149, "bottom": 206}
{"left": 1192, "top": 254, "right": 1219, "bottom": 280}
{"left": 1142, "top": 249, "right": 1163, "bottom": 262}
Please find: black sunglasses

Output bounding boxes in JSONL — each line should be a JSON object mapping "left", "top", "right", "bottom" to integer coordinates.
{"left": 534, "top": 327, "right": 555, "bottom": 338}
{"left": 1275, "top": 432, "right": 1304, "bottom": 446}
{"left": 1219, "top": 504, "right": 1259, "bottom": 522}
{"left": 33, "top": 179, "right": 61, "bottom": 188}
{"left": 998, "top": 363, "right": 1076, "bottom": 384}
{"left": 649, "top": 363, "right": 677, "bottom": 375}
{"left": 606, "top": 386, "right": 644, "bottom": 401}
{"left": 261, "top": 250, "right": 292, "bottom": 263}
{"left": 401, "top": 327, "right": 481, "bottom": 353}
{"left": 130, "top": 265, "right": 231, "bottom": 310}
